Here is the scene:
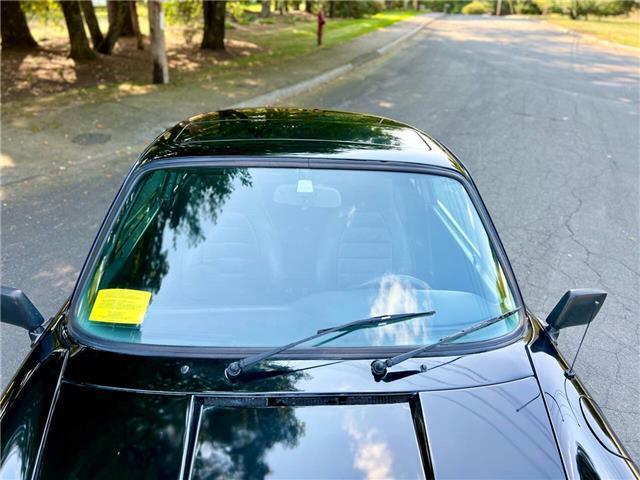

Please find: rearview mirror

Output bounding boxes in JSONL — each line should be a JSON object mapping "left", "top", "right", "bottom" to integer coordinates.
{"left": 273, "top": 183, "right": 341, "bottom": 208}
{"left": 545, "top": 288, "right": 606, "bottom": 340}
{"left": 1, "top": 286, "right": 45, "bottom": 340}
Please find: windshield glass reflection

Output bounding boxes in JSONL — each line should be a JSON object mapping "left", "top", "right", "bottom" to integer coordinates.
{"left": 75, "top": 167, "right": 517, "bottom": 348}
{"left": 192, "top": 402, "right": 423, "bottom": 479}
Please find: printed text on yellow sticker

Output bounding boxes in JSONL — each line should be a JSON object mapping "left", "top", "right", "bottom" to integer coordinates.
{"left": 89, "top": 289, "right": 151, "bottom": 326}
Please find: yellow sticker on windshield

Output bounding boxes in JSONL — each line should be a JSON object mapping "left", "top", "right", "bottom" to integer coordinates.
{"left": 89, "top": 289, "right": 151, "bottom": 326}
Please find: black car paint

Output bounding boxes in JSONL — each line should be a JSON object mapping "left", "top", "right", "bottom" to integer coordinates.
{"left": 1, "top": 109, "right": 638, "bottom": 479}
{"left": 2, "top": 310, "right": 637, "bottom": 479}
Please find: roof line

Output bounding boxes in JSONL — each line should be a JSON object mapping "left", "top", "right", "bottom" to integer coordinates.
{"left": 179, "top": 138, "right": 413, "bottom": 149}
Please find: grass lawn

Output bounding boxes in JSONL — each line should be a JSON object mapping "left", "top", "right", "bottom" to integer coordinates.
{"left": 544, "top": 14, "right": 640, "bottom": 49}
{"left": 232, "top": 10, "right": 419, "bottom": 64}
{"left": 3, "top": 7, "right": 418, "bottom": 103}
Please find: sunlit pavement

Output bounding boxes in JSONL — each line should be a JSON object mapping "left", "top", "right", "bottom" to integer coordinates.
{"left": 1, "top": 14, "right": 638, "bottom": 463}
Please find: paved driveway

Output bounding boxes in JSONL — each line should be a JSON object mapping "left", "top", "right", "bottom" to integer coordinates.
{"left": 1, "top": 14, "right": 638, "bottom": 463}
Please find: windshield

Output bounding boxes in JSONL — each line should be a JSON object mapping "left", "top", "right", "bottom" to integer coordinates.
{"left": 74, "top": 166, "right": 519, "bottom": 349}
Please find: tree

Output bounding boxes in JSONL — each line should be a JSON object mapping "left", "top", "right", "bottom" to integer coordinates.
{"left": 59, "top": 1, "right": 96, "bottom": 60}
{"left": 108, "top": 1, "right": 143, "bottom": 44}
{"left": 201, "top": 0, "right": 226, "bottom": 51}
{"left": 99, "top": 0, "right": 128, "bottom": 54}
{"left": 108, "top": 1, "right": 132, "bottom": 35}
{"left": 305, "top": 0, "right": 314, "bottom": 13}
{"left": 80, "top": 1, "right": 105, "bottom": 49}
{"left": 261, "top": 0, "right": 271, "bottom": 18}
{"left": 279, "top": 0, "right": 289, "bottom": 14}
{"left": 128, "top": 1, "right": 145, "bottom": 49}
{"left": 148, "top": 0, "right": 169, "bottom": 84}
{"left": 120, "top": 1, "right": 136, "bottom": 36}
{"left": 1, "top": 1, "right": 38, "bottom": 50}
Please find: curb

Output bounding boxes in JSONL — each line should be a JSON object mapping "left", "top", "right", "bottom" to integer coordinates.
{"left": 230, "top": 64, "right": 354, "bottom": 109}
{"left": 377, "top": 18, "right": 432, "bottom": 55}
{"left": 231, "top": 13, "right": 443, "bottom": 108}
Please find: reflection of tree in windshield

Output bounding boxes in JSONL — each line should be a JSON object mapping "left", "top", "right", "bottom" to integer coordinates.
{"left": 181, "top": 108, "right": 403, "bottom": 147}
{"left": 188, "top": 361, "right": 308, "bottom": 480}
{"left": 164, "top": 168, "right": 252, "bottom": 244}
{"left": 192, "top": 405, "right": 305, "bottom": 480}
{"left": 103, "top": 168, "right": 252, "bottom": 294}
{"left": 149, "top": 108, "right": 418, "bottom": 160}
{"left": 36, "top": 388, "right": 188, "bottom": 479}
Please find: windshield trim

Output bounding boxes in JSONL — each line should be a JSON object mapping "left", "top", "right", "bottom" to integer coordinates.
{"left": 66, "top": 156, "right": 525, "bottom": 358}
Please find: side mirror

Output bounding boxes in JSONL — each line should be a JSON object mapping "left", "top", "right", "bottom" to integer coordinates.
{"left": 1, "top": 286, "right": 45, "bottom": 340}
{"left": 545, "top": 288, "right": 606, "bottom": 340}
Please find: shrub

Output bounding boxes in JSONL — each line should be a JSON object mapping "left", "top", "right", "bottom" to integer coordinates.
{"left": 532, "top": 0, "right": 558, "bottom": 14}
{"left": 423, "top": 1, "right": 471, "bottom": 13}
{"left": 164, "top": 0, "right": 202, "bottom": 26}
{"left": 333, "top": 1, "right": 384, "bottom": 18}
{"left": 22, "top": 0, "right": 63, "bottom": 26}
{"left": 516, "top": 0, "right": 542, "bottom": 14}
{"left": 485, "top": 0, "right": 515, "bottom": 14}
{"left": 462, "top": 1, "right": 487, "bottom": 14}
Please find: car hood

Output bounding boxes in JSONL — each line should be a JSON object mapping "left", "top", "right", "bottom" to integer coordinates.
{"left": 36, "top": 376, "right": 565, "bottom": 479}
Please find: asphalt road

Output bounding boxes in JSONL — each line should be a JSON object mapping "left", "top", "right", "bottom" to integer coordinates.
{"left": 1, "top": 16, "right": 638, "bottom": 462}
{"left": 287, "top": 16, "right": 640, "bottom": 460}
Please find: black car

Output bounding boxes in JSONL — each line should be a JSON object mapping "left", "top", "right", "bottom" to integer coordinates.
{"left": 1, "top": 108, "right": 637, "bottom": 479}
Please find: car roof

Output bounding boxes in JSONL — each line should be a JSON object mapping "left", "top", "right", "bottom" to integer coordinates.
{"left": 136, "top": 108, "right": 467, "bottom": 175}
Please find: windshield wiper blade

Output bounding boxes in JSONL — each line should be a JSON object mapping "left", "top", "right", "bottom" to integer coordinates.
{"left": 370, "top": 307, "right": 522, "bottom": 379}
{"left": 224, "top": 310, "right": 435, "bottom": 380}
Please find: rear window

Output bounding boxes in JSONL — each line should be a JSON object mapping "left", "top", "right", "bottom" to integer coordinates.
{"left": 74, "top": 167, "right": 519, "bottom": 349}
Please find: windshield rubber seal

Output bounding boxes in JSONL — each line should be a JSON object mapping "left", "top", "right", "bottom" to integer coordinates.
{"left": 65, "top": 156, "right": 526, "bottom": 359}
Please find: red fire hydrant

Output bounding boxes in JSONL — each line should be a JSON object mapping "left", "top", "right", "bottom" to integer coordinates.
{"left": 317, "top": 9, "right": 325, "bottom": 46}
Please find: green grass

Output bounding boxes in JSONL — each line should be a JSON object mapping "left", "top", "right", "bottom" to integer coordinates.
{"left": 228, "top": 10, "right": 418, "bottom": 64}
{"left": 544, "top": 14, "right": 640, "bottom": 49}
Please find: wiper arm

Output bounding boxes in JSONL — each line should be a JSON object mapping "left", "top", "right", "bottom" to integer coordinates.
{"left": 224, "top": 310, "right": 435, "bottom": 380}
{"left": 370, "top": 307, "right": 522, "bottom": 379}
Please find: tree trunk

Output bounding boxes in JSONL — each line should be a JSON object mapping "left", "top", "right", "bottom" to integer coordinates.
{"left": 114, "top": 1, "right": 142, "bottom": 38}
{"left": 99, "top": 0, "right": 127, "bottom": 54}
{"left": 148, "top": 0, "right": 168, "bottom": 84}
{"left": 328, "top": 0, "right": 335, "bottom": 17}
{"left": 570, "top": 0, "right": 578, "bottom": 19}
{"left": 107, "top": 1, "right": 135, "bottom": 36}
{"left": 59, "top": 1, "right": 96, "bottom": 60}
{"left": 507, "top": 0, "right": 514, "bottom": 15}
{"left": 261, "top": 0, "right": 271, "bottom": 18}
{"left": 129, "top": 1, "right": 144, "bottom": 49}
{"left": 1, "top": 1, "right": 38, "bottom": 50}
{"left": 305, "top": 0, "right": 313, "bottom": 14}
{"left": 201, "top": 0, "right": 225, "bottom": 51}
{"left": 121, "top": 1, "right": 136, "bottom": 36}
{"left": 80, "top": 0, "right": 104, "bottom": 49}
